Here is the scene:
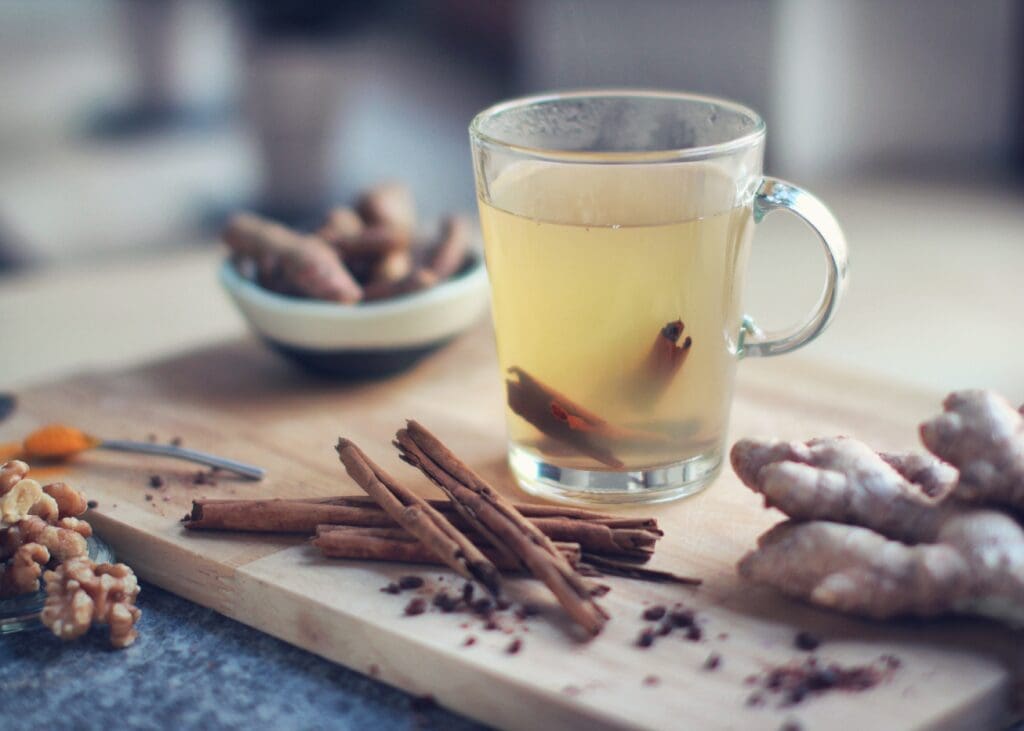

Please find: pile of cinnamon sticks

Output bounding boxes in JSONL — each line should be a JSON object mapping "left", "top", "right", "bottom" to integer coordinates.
{"left": 182, "top": 422, "right": 697, "bottom": 637}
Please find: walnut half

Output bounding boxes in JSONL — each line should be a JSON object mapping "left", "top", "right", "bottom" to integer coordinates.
{"left": 0, "top": 542, "right": 50, "bottom": 597}
{"left": 0, "top": 460, "right": 29, "bottom": 496}
{"left": 41, "top": 558, "right": 141, "bottom": 648}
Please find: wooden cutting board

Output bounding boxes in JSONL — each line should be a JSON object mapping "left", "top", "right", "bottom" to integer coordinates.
{"left": 3, "top": 325, "right": 1016, "bottom": 730}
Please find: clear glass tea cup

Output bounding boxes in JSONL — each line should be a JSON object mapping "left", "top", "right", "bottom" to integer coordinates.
{"left": 470, "top": 90, "right": 847, "bottom": 504}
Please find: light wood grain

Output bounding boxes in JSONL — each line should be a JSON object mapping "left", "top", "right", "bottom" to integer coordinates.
{"left": 3, "top": 325, "right": 1017, "bottom": 730}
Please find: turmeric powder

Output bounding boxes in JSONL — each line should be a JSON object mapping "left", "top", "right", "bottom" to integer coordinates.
{"left": 22, "top": 424, "right": 99, "bottom": 460}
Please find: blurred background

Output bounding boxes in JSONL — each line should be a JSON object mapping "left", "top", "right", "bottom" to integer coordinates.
{"left": 1, "top": 0, "right": 1020, "bottom": 267}
{"left": 1, "top": 0, "right": 1023, "bottom": 397}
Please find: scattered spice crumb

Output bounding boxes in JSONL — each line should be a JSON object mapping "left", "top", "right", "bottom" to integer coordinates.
{"left": 642, "top": 674, "right": 660, "bottom": 687}
{"left": 381, "top": 583, "right": 400, "bottom": 594}
{"left": 685, "top": 625, "right": 703, "bottom": 641}
{"left": 483, "top": 619, "right": 499, "bottom": 631}
{"left": 703, "top": 652, "right": 722, "bottom": 671}
{"left": 794, "top": 631, "right": 820, "bottom": 651}
{"left": 670, "top": 608, "right": 695, "bottom": 628}
{"left": 471, "top": 598, "right": 493, "bottom": 616}
{"left": 642, "top": 605, "right": 666, "bottom": 621}
{"left": 409, "top": 695, "right": 437, "bottom": 711}
{"left": 746, "top": 693, "right": 765, "bottom": 707}
{"left": 655, "top": 620, "right": 673, "bottom": 637}
{"left": 398, "top": 575, "right": 424, "bottom": 590}
{"left": 748, "top": 655, "right": 900, "bottom": 709}
{"left": 170, "top": 436, "right": 183, "bottom": 447}
{"left": 636, "top": 628, "right": 656, "bottom": 648}
{"left": 192, "top": 470, "right": 217, "bottom": 486}
{"left": 148, "top": 475, "right": 164, "bottom": 488}
{"left": 432, "top": 591, "right": 459, "bottom": 612}
{"left": 404, "top": 598, "right": 427, "bottom": 616}
{"left": 86, "top": 500, "right": 98, "bottom": 509}
{"left": 506, "top": 638, "right": 522, "bottom": 655}
{"left": 144, "top": 494, "right": 153, "bottom": 502}
{"left": 515, "top": 603, "right": 540, "bottom": 620}
{"left": 146, "top": 433, "right": 158, "bottom": 443}
{"left": 462, "top": 636, "right": 477, "bottom": 647}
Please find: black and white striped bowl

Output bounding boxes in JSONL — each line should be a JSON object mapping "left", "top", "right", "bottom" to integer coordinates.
{"left": 219, "top": 253, "right": 489, "bottom": 378}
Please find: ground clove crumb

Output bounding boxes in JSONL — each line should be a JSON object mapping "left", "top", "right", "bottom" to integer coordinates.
{"left": 404, "top": 598, "right": 427, "bottom": 616}
{"left": 794, "top": 631, "right": 820, "bottom": 651}
{"left": 506, "top": 638, "right": 522, "bottom": 655}
{"left": 703, "top": 652, "right": 722, "bottom": 670}
{"left": 636, "top": 628, "right": 656, "bottom": 648}
{"left": 642, "top": 605, "right": 666, "bottom": 621}
{"left": 148, "top": 475, "right": 164, "bottom": 488}
{"left": 398, "top": 575, "right": 424, "bottom": 590}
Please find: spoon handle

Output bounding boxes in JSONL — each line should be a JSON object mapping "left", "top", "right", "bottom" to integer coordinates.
{"left": 98, "top": 440, "right": 265, "bottom": 481}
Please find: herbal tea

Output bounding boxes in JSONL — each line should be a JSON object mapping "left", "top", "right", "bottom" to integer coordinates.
{"left": 480, "top": 163, "right": 754, "bottom": 472}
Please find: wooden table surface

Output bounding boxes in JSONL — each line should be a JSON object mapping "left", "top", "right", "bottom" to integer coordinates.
{"left": 1, "top": 179, "right": 1022, "bottom": 401}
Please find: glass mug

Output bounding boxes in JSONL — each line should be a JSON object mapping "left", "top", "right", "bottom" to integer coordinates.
{"left": 469, "top": 90, "right": 847, "bottom": 504}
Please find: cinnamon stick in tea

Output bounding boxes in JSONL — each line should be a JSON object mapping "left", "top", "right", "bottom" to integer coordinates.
{"left": 335, "top": 439, "right": 502, "bottom": 596}
{"left": 638, "top": 319, "right": 693, "bottom": 403}
{"left": 506, "top": 367, "right": 670, "bottom": 469}
{"left": 313, "top": 525, "right": 582, "bottom": 570}
{"left": 394, "top": 421, "right": 609, "bottom": 637}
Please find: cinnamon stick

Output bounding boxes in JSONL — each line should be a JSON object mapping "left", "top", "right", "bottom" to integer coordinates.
{"left": 580, "top": 554, "right": 702, "bottom": 587}
{"left": 335, "top": 439, "right": 502, "bottom": 596}
{"left": 313, "top": 525, "right": 582, "bottom": 570}
{"left": 183, "top": 497, "right": 660, "bottom": 559}
{"left": 394, "top": 421, "right": 608, "bottom": 637}
{"left": 190, "top": 494, "right": 658, "bottom": 527}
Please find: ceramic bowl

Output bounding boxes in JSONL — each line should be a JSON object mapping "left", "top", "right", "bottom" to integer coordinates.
{"left": 219, "top": 253, "right": 489, "bottom": 377}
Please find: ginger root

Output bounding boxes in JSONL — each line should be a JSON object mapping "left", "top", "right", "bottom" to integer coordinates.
{"left": 355, "top": 181, "right": 416, "bottom": 237}
{"left": 920, "top": 390, "right": 1024, "bottom": 509}
{"left": 223, "top": 213, "right": 363, "bottom": 303}
{"left": 732, "top": 389, "right": 1024, "bottom": 626}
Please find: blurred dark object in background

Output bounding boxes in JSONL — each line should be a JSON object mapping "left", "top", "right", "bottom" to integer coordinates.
{"left": 0, "top": 0, "right": 1019, "bottom": 273}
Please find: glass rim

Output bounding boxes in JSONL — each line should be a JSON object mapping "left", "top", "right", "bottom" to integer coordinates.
{"left": 469, "top": 89, "right": 766, "bottom": 164}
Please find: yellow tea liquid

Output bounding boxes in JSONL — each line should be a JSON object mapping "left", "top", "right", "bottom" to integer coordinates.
{"left": 480, "top": 162, "right": 754, "bottom": 471}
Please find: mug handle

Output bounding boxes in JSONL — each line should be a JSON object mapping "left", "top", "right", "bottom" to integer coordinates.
{"left": 739, "top": 177, "right": 849, "bottom": 359}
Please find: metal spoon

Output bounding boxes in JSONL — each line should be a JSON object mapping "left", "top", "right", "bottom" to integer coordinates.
{"left": 98, "top": 440, "right": 265, "bottom": 480}
{"left": 20, "top": 424, "right": 265, "bottom": 481}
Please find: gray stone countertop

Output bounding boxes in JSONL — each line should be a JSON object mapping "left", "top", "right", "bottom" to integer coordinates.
{"left": 1, "top": 581, "right": 487, "bottom": 731}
